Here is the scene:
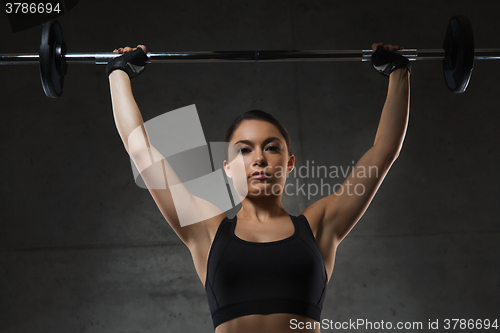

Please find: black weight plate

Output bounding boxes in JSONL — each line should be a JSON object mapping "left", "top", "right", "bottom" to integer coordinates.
{"left": 443, "top": 16, "right": 474, "bottom": 93}
{"left": 39, "top": 20, "right": 67, "bottom": 98}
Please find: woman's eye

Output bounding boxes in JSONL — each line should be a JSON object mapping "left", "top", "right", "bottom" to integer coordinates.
{"left": 237, "top": 146, "right": 278, "bottom": 154}
{"left": 239, "top": 148, "right": 250, "bottom": 154}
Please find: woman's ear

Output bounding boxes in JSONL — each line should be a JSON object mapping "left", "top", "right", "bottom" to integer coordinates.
{"left": 287, "top": 154, "right": 295, "bottom": 174}
{"left": 223, "top": 160, "right": 232, "bottom": 178}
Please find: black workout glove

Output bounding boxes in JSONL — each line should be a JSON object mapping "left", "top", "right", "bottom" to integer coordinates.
{"left": 371, "top": 46, "right": 411, "bottom": 77}
{"left": 106, "top": 47, "right": 149, "bottom": 78}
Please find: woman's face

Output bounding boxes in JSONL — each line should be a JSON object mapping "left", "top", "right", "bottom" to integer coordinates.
{"left": 224, "top": 120, "right": 295, "bottom": 198}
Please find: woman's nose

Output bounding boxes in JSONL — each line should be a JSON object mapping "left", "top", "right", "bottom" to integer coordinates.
{"left": 252, "top": 150, "right": 266, "bottom": 166}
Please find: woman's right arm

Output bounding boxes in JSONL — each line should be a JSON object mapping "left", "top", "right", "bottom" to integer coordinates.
{"left": 108, "top": 64, "right": 226, "bottom": 248}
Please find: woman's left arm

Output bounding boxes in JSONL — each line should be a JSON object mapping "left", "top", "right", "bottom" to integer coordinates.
{"left": 305, "top": 67, "right": 410, "bottom": 248}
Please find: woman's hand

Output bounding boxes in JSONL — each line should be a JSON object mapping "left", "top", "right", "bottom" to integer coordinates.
{"left": 370, "top": 42, "right": 411, "bottom": 77}
{"left": 371, "top": 43, "right": 403, "bottom": 52}
{"left": 106, "top": 44, "right": 149, "bottom": 78}
{"left": 113, "top": 45, "right": 147, "bottom": 54}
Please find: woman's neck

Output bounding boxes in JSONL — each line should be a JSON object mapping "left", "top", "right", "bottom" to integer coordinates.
{"left": 237, "top": 196, "right": 288, "bottom": 222}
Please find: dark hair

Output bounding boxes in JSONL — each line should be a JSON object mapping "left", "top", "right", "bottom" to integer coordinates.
{"left": 224, "top": 110, "right": 293, "bottom": 156}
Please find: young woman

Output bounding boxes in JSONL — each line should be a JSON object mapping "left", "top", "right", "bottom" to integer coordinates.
{"left": 107, "top": 43, "right": 410, "bottom": 333}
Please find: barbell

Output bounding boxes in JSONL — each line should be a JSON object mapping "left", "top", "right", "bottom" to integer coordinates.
{"left": 1, "top": 15, "right": 499, "bottom": 98}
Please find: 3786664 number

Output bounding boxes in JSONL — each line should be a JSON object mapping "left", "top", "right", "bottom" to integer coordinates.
{"left": 5, "top": 2, "right": 61, "bottom": 14}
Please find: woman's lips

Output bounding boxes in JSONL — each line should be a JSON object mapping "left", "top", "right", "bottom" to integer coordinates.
{"left": 251, "top": 174, "right": 268, "bottom": 179}
{"left": 250, "top": 172, "right": 271, "bottom": 179}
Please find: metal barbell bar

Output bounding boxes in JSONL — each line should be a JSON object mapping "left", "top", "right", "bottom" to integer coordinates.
{"left": 2, "top": 48, "right": 500, "bottom": 65}
{"left": 0, "top": 15, "right": 496, "bottom": 98}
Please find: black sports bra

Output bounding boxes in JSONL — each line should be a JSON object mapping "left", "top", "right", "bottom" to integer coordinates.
{"left": 204, "top": 214, "right": 328, "bottom": 330}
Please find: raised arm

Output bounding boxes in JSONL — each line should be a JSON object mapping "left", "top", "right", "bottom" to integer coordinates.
{"left": 303, "top": 43, "right": 410, "bottom": 250}
{"left": 108, "top": 46, "right": 225, "bottom": 247}
{"left": 109, "top": 69, "right": 147, "bottom": 155}
{"left": 108, "top": 45, "right": 149, "bottom": 155}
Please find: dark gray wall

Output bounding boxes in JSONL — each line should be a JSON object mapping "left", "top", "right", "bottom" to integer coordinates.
{"left": 1, "top": 1, "right": 499, "bottom": 332}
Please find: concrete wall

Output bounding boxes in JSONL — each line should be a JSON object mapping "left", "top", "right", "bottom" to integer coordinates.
{"left": 1, "top": 1, "right": 499, "bottom": 332}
